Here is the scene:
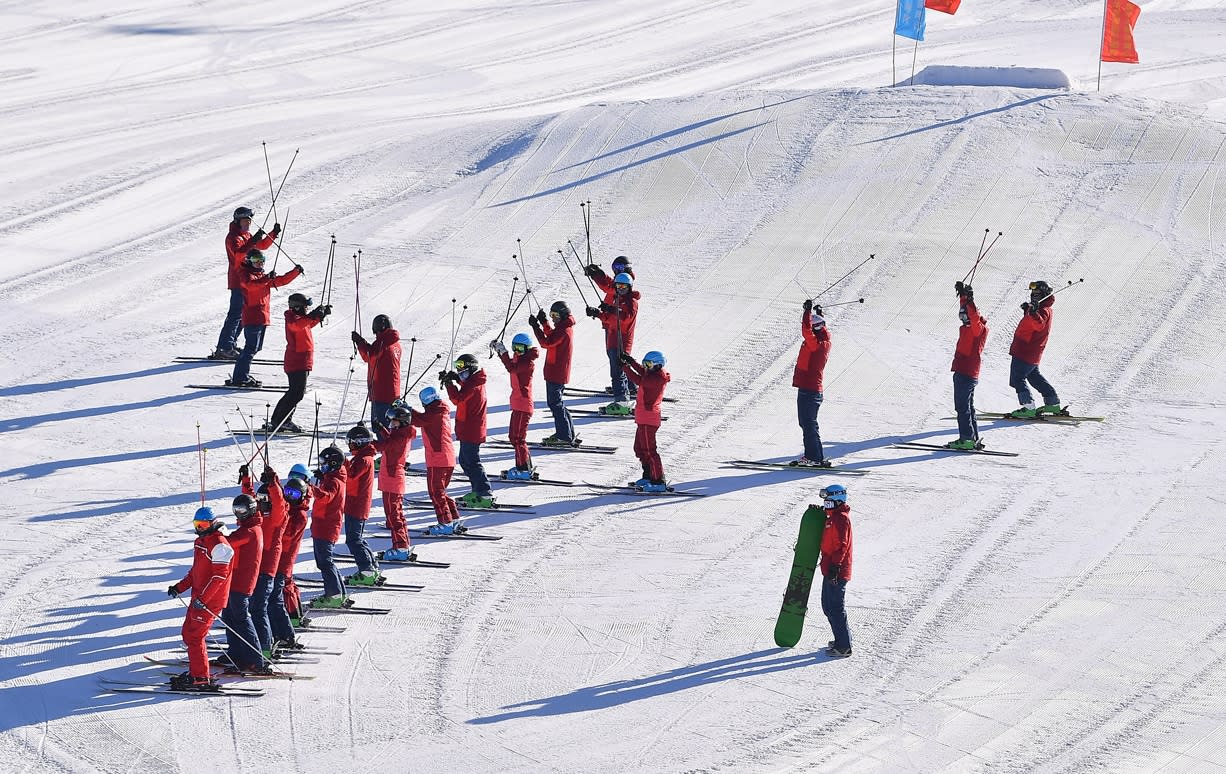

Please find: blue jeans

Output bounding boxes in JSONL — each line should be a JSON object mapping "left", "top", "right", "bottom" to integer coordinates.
{"left": 371, "top": 400, "right": 392, "bottom": 433}
{"left": 953, "top": 372, "right": 979, "bottom": 441}
{"left": 268, "top": 573, "right": 295, "bottom": 643}
{"left": 250, "top": 573, "right": 274, "bottom": 651}
{"left": 312, "top": 538, "right": 345, "bottom": 597}
{"left": 458, "top": 440, "right": 492, "bottom": 496}
{"left": 221, "top": 590, "right": 265, "bottom": 668}
{"left": 1009, "top": 357, "right": 1058, "bottom": 407}
{"left": 546, "top": 381, "right": 575, "bottom": 441}
{"left": 797, "top": 389, "right": 824, "bottom": 461}
{"left": 344, "top": 515, "right": 377, "bottom": 573}
{"left": 821, "top": 577, "right": 851, "bottom": 651}
{"left": 231, "top": 324, "right": 266, "bottom": 383}
{"left": 607, "top": 347, "right": 631, "bottom": 401}
{"left": 215, "top": 288, "right": 244, "bottom": 352}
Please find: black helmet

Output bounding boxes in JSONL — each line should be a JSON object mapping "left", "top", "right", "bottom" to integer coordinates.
{"left": 454, "top": 353, "right": 479, "bottom": 378}
{"left": 318, "top": 445, "right": 344, "bottom": 473}
{"left": 612, "top": 255, "right": 632, "bottom": 273}
{"left": 255, "top": 483, "right": 272, "bottom": 513}
{"left": 288, "top": 293, "right": 312, "bottom": 313}
{"left": 244, "top": 249, "right": 266, "bottom": 270}
{"left": 283, "top": 477, "right": 308, "bottom": 504}
{"left": 549, "top": 300, "right": 570, "bottom": 318}
{"left": 233, "top": 206, "right": 255, "bottom": 221}
{"left": 346, "top": 424, "right": 374, "bottom": 447}
{"left": 385, "top": 399, "right": 412, "bottom": 425}
{"left": 1029, "top": 280, "right": 1052, "bottom": 301}
{"left": 232, "top": 493, "right": 259, "bottom": 520}
{"left": 372, "top": 314, "right": 392, "bottom": 334}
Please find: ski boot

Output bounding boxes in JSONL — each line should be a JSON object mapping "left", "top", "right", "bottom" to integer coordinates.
{"left": 639, "top": 480, "right": 670, "bottom": 494}
{"left": 458, "top": 492, "right": 496, "bottom": 509}
{"left": 380, "top": 546, "right": 416, "bottom": 561}
{"left": 825, "top": 645, "right": 852, "bottom": 658}
{"left": 346, "top": 569, "right": 384, "bottom": 587}
{"left": 600, "top": 401, "right": 633, "bottom": 416}
{"left": 790, "top": 456, "right": 832, "bottom": 468}
{"left": 944, "top": 439, "right": 978, "bottom": 450}
{"left": 502, "top": 464, "right": 536, "bottom": 481}
{"left": 1035, "top": 403, "right": 1066, "bottom": 416}
{"left": 1006, "top": 402, "right": 1038, "bottom": 419}
{"left": 425, "top": 522, "right": 455, "bottom": 536}
{"left": 282, "top": 419, "right": 302, "bottom": 433}
{"left": 273, "top": 638, "right": 306, "bottom": 655}
{"left": 170, "top": 671, "right": 221, "bottom": 692}
{"left": 230, "top": 663, "right": 276, "bottom": 676}
{"left": 208, "top": 349, "right": 240, "bottom": 361}
{"left": 309, "top": 594, "right": 349, "bottom": 609}
{"left": 225, "top": 376, "right": 262, "bottom": 388}
{"left": 208, "top": 654, "right": 236, "bottom": 669}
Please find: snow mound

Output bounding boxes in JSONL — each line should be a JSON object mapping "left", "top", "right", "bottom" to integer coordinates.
{"left": 903, "top": 65, "right": 1072, "bottom": 90}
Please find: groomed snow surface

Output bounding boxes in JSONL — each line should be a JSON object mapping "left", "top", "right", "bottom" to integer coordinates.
{"left": 2, "top": 2, "right": 1225, "bottom": 772}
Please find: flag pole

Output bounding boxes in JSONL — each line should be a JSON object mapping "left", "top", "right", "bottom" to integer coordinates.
{"left": 1097, "top": 0, "right": 1107, "bottom": 91}
{"left": 910, "top": 39, "right": 919, "bottom": 85}
{"left": 891, "top": 1, "right": 898, "bottom": 86}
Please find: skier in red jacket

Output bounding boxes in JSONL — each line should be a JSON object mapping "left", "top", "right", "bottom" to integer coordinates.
{"left": 266, "top": 294, "right": 330, "bottom": 432}
{"left": 308, "top": 446, "right": 348, "bottom": 608}
{"left": 792, "top": 299, "right": 832, "bottom": 467}
{"left": 229, "top": 251, "right": 303, "bottom": 388}
{"left": 213, "top": 206, "right": 277, "bottom": 360}
{"left": 818, "top": 484, "right": 853, "bottom": 657}
{"left": 276, "top": 466, "right": 311, "bottom": 636}
{"left": 1007, "top": 281, "right": 1061, "bottom": 418}
{"left": 442, "top": 354, "right": 494, "bottom": 508}
{"left": 585, "top": 255, "right": 635, "bottom": 305}
{"left": 376, "top": 401, "right": 417, "bottom": 560}
{"left": 343, "top": 424, "right": 382, "bottom": 586}
{"left": 220, "top": 491, "right": 269, "bottom": 672}
{"left": 948, "top": 282, "right": 989, "bottom": 450}
{"left": 411, "top": 387, "right": 460, "bottom": 534}
{"left": 586, "top": 272, "right": 640, "bottom": 413}
{"left": 620, "top": 350, "right": 671, "bottom": 492}
{"left": 529, "top": 300, "right": 577, "bottom": 446}
{"left": 243, "top": 466, "right": 292, "bottom": 657}
{"left": 167, "top": 507, "right": 234, "bottom": 692}
{"left": 352, "top": 315, "right": 402, "bottom": 431}
{"left": 494, "top": 333, "right": 539, "bottom": 479}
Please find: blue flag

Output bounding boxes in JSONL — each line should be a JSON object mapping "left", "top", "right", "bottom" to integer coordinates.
{"left": 895, "top": 0, "right": 927, "bottom": 41}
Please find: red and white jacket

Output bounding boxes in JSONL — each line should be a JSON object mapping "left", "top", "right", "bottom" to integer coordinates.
{"left": 596, "top": 291, "right": 639, "bottom": 352}
{"left": 623, "top": 361, "right": 670, "bottom": 428}
{"left": 176, "top": 530, "right": 234, "bottom": 615}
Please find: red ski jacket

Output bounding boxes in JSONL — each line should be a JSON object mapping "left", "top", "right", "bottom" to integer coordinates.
{"left": 375, "top": 423, "right": 416, "bottom": 495}
{"left": 1009, "top": 295, "right": 1055, "bottom": 366}
{"left": 951, "top": 297, "right": 989, "bottom": 379}
{"left": 356, "top": 329, "right": 403, "bottom": 403}
{"left": 533, "top": 315, "right": 575, "bottom": 384}
{"left": 225, "top": 222, "right": 274, "bottom": 290}
{"left": 309, "top": 467, "right": 347, "bottom": 544}
{"left": 792, "top": 310, "right": 831, "bottom": 392}
{"left": 257, "top": 479, "right": 288, "bottom": 577}
{"left": 623, "top": 361, "right": 671, "bottom": 427}
{"left": 596, "top": 291, "right": 639, "bottom": 352}
{"left": 176, "top": 530, "right": 234, "bottom": 616}
{"left": 594, "top": 267, "right": 636, "bottom": 304}
{"left": 277, "top": 495, "right": 311, "bottom": 578}
{"left": 344, "top": 445, "right": 377, "bottom": 521}
{"left": 445, "top": 369, "right": 488, "bottom": 444}
{"left": 226, "top": 516, "right": 265, "bottom": 596}
{"left": 239, "top": 266, "right": 302, "bottom": 326}
{"left": 819, "top": 503, "right": 852, "bottom": 581}
{"left": 283, "top": 309, "right": 321, "bottom": 373}
{"left": 410, "top": 400, "right": 456, "bottom": 468}
{"left": 499, "top": 348, "right": 538, "bottom": 414}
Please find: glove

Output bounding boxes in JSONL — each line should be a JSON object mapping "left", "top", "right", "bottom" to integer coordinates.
{"left": 585, "top": 306, "right": 600, "bottom": 319}
{"left": 584, "top": 263, "right": 602, "bottom": 278}
{"left": 618, "top": 352, "right": 635, "bottom": 365}
{"left": 294, "top": 264, "right": 304, "bottom": 275}
{"left": 167, "top": 584, "right": 180, "bottom": 598}
{"left": 312, "top": 468, "right": 324, "bottom": 481}
{"left": 260, "top": 466, "right": 275, "bottom": 484}
{"left": 444, "top": 370, "right": 459, "bottom": 383}
{"left": 311, "top": 305, "right": 328, "bottom": 320}
{"left": 437, "top": 369, "right": 449, "bottom": 382}
{"left": 191, "top": 598, "right": 207, "bottom": 610}
{"left": 598, "top": 303, "right": 614, "bottom": 314}
{"left": 826, "top": 566, "right": 842, "bottom": 582}
{"left": 1020, "top": 302, "right": 1032, "bottom": 313}
{"left": 491, "top": 339, "right": 507, "bottom": 356}
{"left": 323, "top": 304, "right": 332, "bottom": 315}
{"left": 271, "top": 223, "right": 281, "bottom": 237}
{"left": 955, "top": 281, "right": 973, "bottom": 299}
{"left": 253, "top": 229, "right": 266, "bottom": 240}
{"left": 351, "top": 331, "right": 362, "bottom": 344}
{"left": 803, "top": 298, "right": 813, "bottom": 312}
{"left": 528, "top": 314, "right": 541, "bottom": 328}
{"left": 267, "top": 271, "right": 277, "bottom": 281}
{"left": 536, "top": 309, "right": 547, "bottom": 325}
{"left": 238, "top": 463, "right": 249, "bottom": 482}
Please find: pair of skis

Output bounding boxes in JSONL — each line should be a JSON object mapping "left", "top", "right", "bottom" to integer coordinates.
{"left": 486, "top": 438, "right": 617, "bottom": 455}
{"left": 566, "top": 386, "right": 678, "bottom": 404}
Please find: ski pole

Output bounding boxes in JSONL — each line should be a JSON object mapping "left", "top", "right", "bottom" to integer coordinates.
{"left": 568, "top": 240, "right": 601, "bottom": 297}
{"left": 333, "top": 356, "right": 357, "bottom": 446}
{"left": 493, "top": 277, "right": 519, "bottom": 356}
{"left": 405, "top": 354, "right": 442, "bottom": 396}
{"left": 262, "top": 142, "right": 280, "bottom": 229}
{"left": 963, "top": 230, "right": 1003, "bottom": 285}
{"left": 196, "top": 422, "right": 206, "bottom": 506}
{"left": 258, "top": 147, "right": 300, "bottom": 232}
{"left": 175, "top": 597, "right": 286, "bottom": 676}
{"left": 558, "top": 249, "right": 591, "bottom": 308}
{"left": 820, "top": 298, "right": 866, "bottom": 308}
{"left": 812, "top": 254, "right": 875, "bottom": 301}
{"left": 446, "top": 298, "right": 458, "bottom": 367}
{"left": 308, "top": 395, "right": 320, "bottom": 466}
{"left": 322, "top": 236, "right": 337, "bottom": 308}
{"left": 221, "top": 418, "right": 248, "bottom": 465}
{"left": 244, "top": 405, "right": 295, "bottom": 467}
{"left": 581, "top": 200, "right": 593, "bottom": 265}
{"left": 235, "top": 407, "right": 257, "bottom": 459}
{"left": 352, "top": 251, "right": 362, "bottom": 356}
{"left": 269, "top": 207, "right": 290, "bottom": 275}
{"left": 1033, "top": 278, "right": 1085, "bottom": 304}
{"left": 401, "top": 337, "right": 418, "bottom": 399}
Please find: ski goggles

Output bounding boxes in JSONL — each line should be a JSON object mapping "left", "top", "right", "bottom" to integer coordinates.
{"left": 614, "top": 283, "right": 631, "bottom": 292}
{"left": 283, "top": 484, "right": 307, "bottom": 503}
{"left": 643, "top": 360, "right": 662, "bottom": 370}
{"left": 247, "top": 254, "right": 266, "bottom": 268}
{"left": 549, "top": 311, "right": 561, "bottom": 320}
{"left": 512, "top": 343, "right": 528, "bottom": 354}
{"left": 193, "top": 517, "right": 215, "bottom": 533}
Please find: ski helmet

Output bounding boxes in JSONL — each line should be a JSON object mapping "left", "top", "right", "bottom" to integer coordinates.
{"left": 233, "top": 206, "right": 255, "bottom": 221}
{"left": 613, "top": 272, "right": 633, "bottom": 288}
{"left": 612, "top": 255, "right": 631, "bottom": 273}
{"left": 642, "top": 350, "right": 666, "bottom": 369}
{"left": 1029, "top": 280, "right": 1052, "bottom": 302}
{"left": 511, "top": 332, "right": 532, "bottom": 353}
{"left": 318, "top": 445, "right": 345, "bottom": 473}
{"left": 385, "top": 399, "right": 412, "bottom": 425}
{"left": 255, "top": 483, "right": 272, "bottom": 513}
{"left": 232, "top": 493, "right": 259, "bottom": 520}
{"left": 244, "top": 249, "right": 266, "bottom": 270}
{"left": 419, "top": 386, "right": 440, "bottom": 406}
{"left": 193, "top": 506, "right": 218, "bottom": 533}
{"left": 288, "top": 293, "right": 312, "bottom": 313}
{"left": 283, "top": 476, "right": 308, "bottom": 504}
{"left": 372, "top": 314, "right": 392, "bottom": 334}
{"left": 454, "top": 353, "right": 479, "bottom": 380}
{"left": 549, "top": 300, "right": 570, "bottom": 319}
{"left": 288, "top": 463, "right": 310, "bottom": 481}
{"left": 820, "top": 484, "right": 847, "bottom": 507}
{"left": 347, "top": 423, "right": 374, "bottom": 447}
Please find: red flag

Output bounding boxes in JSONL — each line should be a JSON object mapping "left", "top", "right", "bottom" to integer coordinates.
{"left": 1101, "top": 0, "right": 1141, "bottom": 64}
{"left": 925, "top": 0, "right": 961, "bottom": 14}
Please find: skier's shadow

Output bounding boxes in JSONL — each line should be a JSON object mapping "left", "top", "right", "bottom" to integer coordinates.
{"left": 468, "top": 647, "right": 834, "bottom": 724}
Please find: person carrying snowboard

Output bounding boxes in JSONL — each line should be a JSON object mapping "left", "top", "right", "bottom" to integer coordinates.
{"left": 213, "top": 207, "right": 278, "bottom": 360}
{"left": 267, "top": 294, "right": 330, "bottom": 432}
{"left": 791, "top": 299, "right": 832, "bottom": 467}
{"left": 275, "top": 466, "right": 311, "bottom": 639}
{"left": 493, "top": 333, "right": 539, "bottom": 479}
{"left": 307, "top": 446, "right": 348, "bottom": 608}
{"left": 1007, "top": 280, "right": 1061, "bottom": 418}
{"left": 529, "top": 300, "right": 577, "bottom": 447}
{"left": 228, "top": 250, "right": 303, "bottom": 388}
{"left": 343, "top": 424, "right": 382, "bottom": 585}
{"left": 167, "top": 506, "right": 234, "bottom": 692}
{"left": 947, "top": 281, "right": 989, "bottom": 450}
{"left": 818, "top": 484, "right": 853, "bottom": 657}
{"left": 587, "top": 272, "right": 639, "bottom": 414}
{"left": 376, "top": 401, "right": 417, "bottom": 560}
{"left": 410, "top": 386, "right": 461, "bottom": 535}
{"left": 352, "top": 314, "right": 402, "bottom": 432}
{"left": 619, "top": 350, "right": 671, "bottom": 492}
{"left": 442, "top": 353, "right": 494, "bottom": 508}
{"left": 220, "top": 490, "right": 270, "bottom": 673}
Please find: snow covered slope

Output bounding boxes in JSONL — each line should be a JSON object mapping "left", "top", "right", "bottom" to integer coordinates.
{"left": 2, "top": 3, "right": 1225, "bottom": 773}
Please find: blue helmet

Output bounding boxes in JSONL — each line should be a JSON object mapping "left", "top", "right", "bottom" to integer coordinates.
{"left": 643, "top": 350, "right": 666, "bottom": 369}
{"left": 288, "top": 463, "right": 310, "bottom": 481}
{"left": 613, "top": 272, "right": 633, "bottom": 287}
{"left": 511, "top": 332, "right": 532, "bottom": 352}
{"left": 420, "top": 386, "right": 440, "bottom": 406}
{"left": 820, "top": 484, "right": 847, "bottom": 505}
{"left": 193, "top": 506, "right": 218, "bottom": 533}
{"left": 193, "top": 506, "right": 214, "bottom": 521}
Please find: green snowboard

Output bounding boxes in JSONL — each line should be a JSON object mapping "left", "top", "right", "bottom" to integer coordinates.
{"left": 773, "top": 504, "right": 827, "bottom": 648}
